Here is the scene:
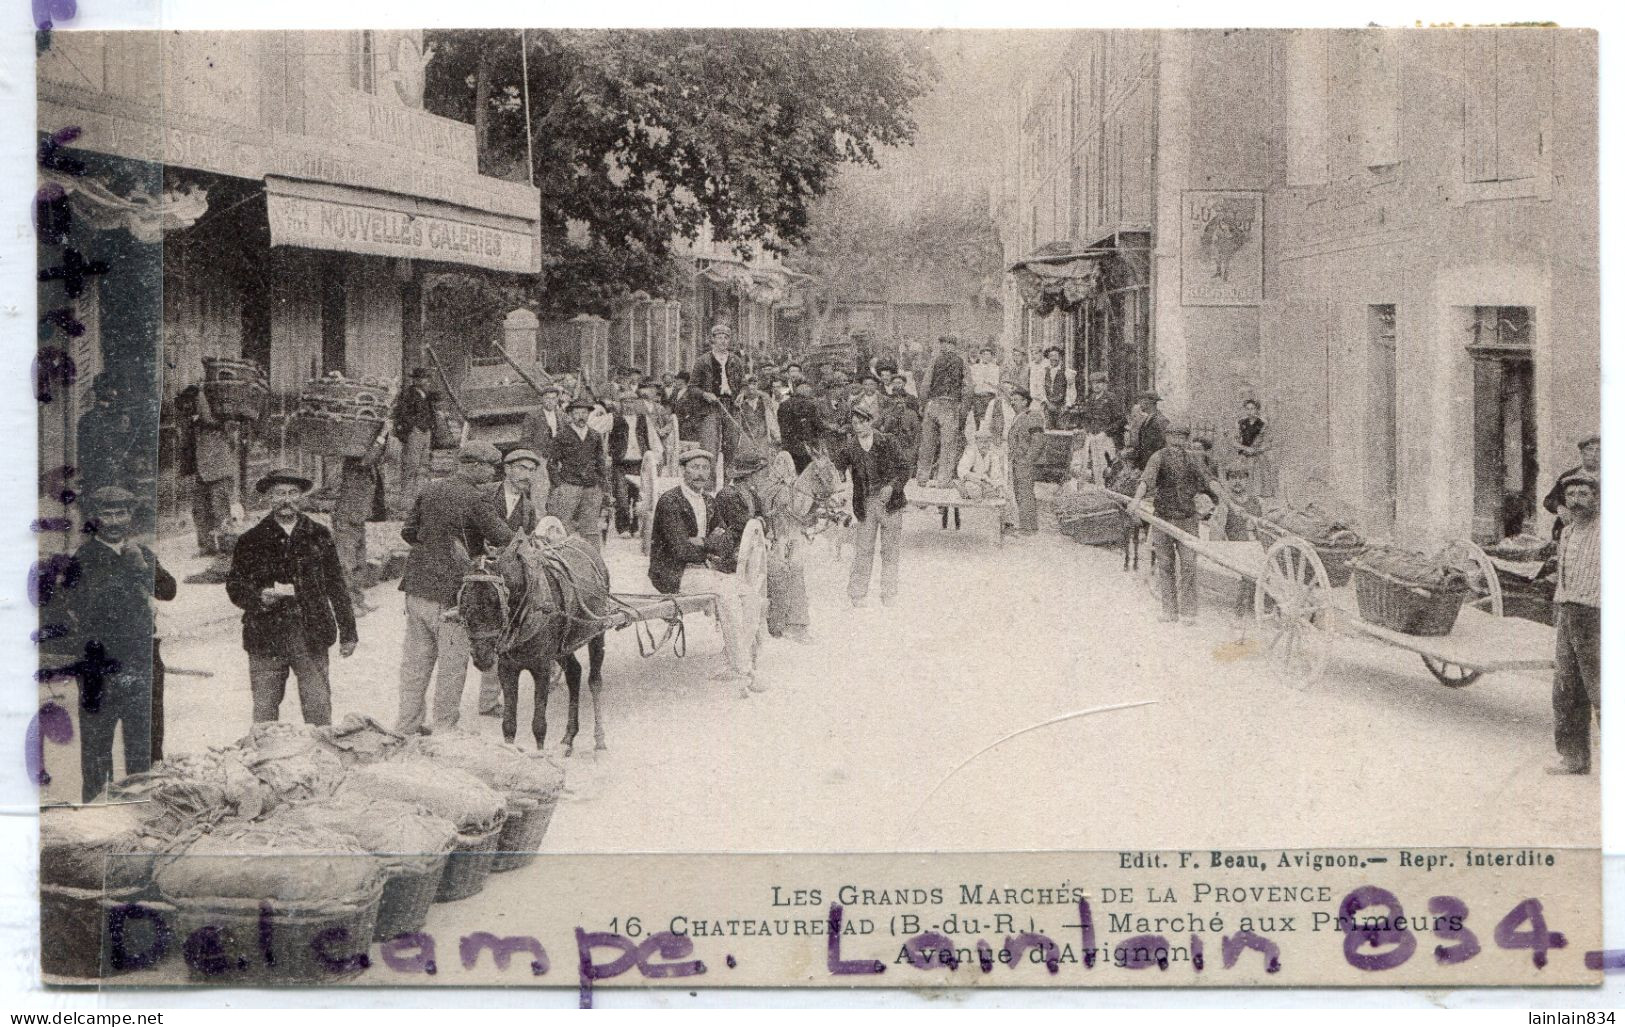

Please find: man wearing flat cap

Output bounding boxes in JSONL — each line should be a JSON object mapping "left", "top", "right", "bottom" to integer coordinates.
{"left": 689, "top": 323, "right": 746, "bottom": 475}
{"left": 53, "top": 486, "right": 177, "bottom": 801}
{"left": 225, "top": 469, "right": 356, "bottom": 728}
{"left": 397, "top": 440, "right": 516, "bottom": 734}
{"left": 1542, "top": 433, "right": 1600, "bottom": 542}
{"left": 474, "top": 447, "right": 542, "bottom": 717}
{"left": 1548, "top": 470, "right": 1601, "bottom": 774}
{"left": 832, "top": 405, "right": 911, "bottom": 608}
{"left": 1125, "top": 389, "right": 1168, "bottom": 471}
{"left": 1005, "top": 387, "right": 1044, "bottom": 535}
{"left": 392, "top": 367, "right": 438, "bottom": 513}
{"left": 1130, "top": 422, "right": 1223, "bottom": 625}
{"left": 547, "top": 397, "right": 610, "bottom": 547}
{"left": 1072, "top": 371, "right": 1126, "bottom": 483}
{"left": 520, "top": 383, "right": 566, "bottom": 467}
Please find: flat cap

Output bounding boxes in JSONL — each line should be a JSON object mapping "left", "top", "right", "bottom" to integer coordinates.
{"left": 1088, "top": 371, "right": 1108, "bottom": 383}
{"left": 567, "top": 397, "right": 595, "bottom": 412}
{"left": 503, "top": 448, "right": 541, "bottom": 466}
{"left": 90, "top": 486, "right": 135, "bottom": 509}
{"left": 678, "top": 449, "right": 715, "bottom": 465}
{"left": 1579, "top": 433, "right": 1601, "bottom": 449}
{"left": 1138, "top": 389, "right": 1162, "bottom": 402}
{"left": 1565, "top": 471, "right": 1599, "bottom": 490}
{"left": 458, "top": 440, "right": 502, "bottom": 464}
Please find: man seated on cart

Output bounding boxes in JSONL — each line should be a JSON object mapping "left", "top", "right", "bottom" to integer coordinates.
{"left": 1128, "top": 422, "right": 1223, "bottom": 625}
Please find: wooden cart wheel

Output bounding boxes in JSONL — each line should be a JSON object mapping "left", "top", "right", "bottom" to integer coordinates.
{"left": 1254, "top": 536, "right": 1333, "bottom": 689}
{"left": 1417, "top": 539, "right": 1503, "bottom": 687}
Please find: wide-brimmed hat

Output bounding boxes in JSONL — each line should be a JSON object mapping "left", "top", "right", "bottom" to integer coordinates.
{"left": 849, "top": 406, "right": 875, "bottom": 422}
{"left": 1565, "top": 471, "right": 1600, "bottom": 491}
{"left": 503, "top": 448, "right": 541, "bottom": 467}
{"left": 1579, "top": 433, "right": 1601, "bottom": 450}
{"left": 255, "top": 467, "right": 314, "bottom": 494}
{"left": 566, "top": 397, "right": 595, "bottom": 412}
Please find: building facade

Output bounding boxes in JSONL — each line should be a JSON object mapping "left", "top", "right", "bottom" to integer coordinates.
{"left": 1000, "top": 28, "right": 1598, "bottom": 544}
{"left": 38, "top": 29, "right": 542, "bottom": 530}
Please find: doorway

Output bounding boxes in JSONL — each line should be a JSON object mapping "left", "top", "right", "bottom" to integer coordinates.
{"left": 1466, "top": 306, "right": 1537, "bottom": 543}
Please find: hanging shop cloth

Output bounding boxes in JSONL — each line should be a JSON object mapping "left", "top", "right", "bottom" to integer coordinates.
{"left": 1007, "top": 240, "right": 1107, "bottom": 317}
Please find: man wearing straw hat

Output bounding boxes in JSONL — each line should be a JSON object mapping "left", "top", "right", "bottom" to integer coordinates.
{"left": 226, "top": 468, "right": 357, "bottom": 727}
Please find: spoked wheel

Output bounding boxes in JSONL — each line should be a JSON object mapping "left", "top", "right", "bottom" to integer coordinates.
{"left": 1254, "top": 537, "right": 1333, "bottom": 689}
{"left": 1418, "top": 539, "right": 1503, "bottom": 687}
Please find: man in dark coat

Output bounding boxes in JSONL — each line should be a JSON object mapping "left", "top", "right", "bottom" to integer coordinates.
{"left": 519, "top": 384, "right": 566, "bottom": 465}
{"left": 915, "top": 335, "right": 970, "bottom": 486}
{"left": 225, "top": 469, "right": 357, "bottom": 727}
{"left": 396, "top": 440, "right": 515, "bottom": 734}
{"left": 1130, "top": 424, "right": 1223, "bottom": 624}
{"left": 608, "top": 383, "right": 665, "bottom": 536}
{"left": 1127, "top": 390, "right": 1169, "bottom": 471}
{"left": 475, "top": 448, "right": 541, "bottom": 717}
{"left": 776, "top": 379, "right": 825, "bottom": 474}
{"left": 879, "top": 373, "right": 923, "bottom": 473}
{"left": 688, "top": 324, "right": 747, "bottom": 470}
{"left": 648, "top": 450, "right": 727, "bottom": 596}
{"left": 547, "top": 397, "right": 610, "bottom": 547}
{"left": 175, "top": 380, "right": 239, "bottom": 555}
{"left": 832, "top": 406, "right": 911, "bottom": 608}
{"left": 56, "top": 486, "right": 176, "bottom": 801}
{"left": 392, "top": 367, "right": 437, "bottom": 512}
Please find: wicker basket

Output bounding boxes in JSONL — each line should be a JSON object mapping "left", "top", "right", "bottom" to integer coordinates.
{"left": 1255, "top": 518, "right": 1365, "bottom": 587}
{"left": 171, "top": 890, "right": 382, "bottom": 984}
{"left": 294, "top": 413, "right": 387, "bottom": 459}
{"left": 374, "top": 854, "right": 448, "bottom": 941}
{"left": 40, "top": 883, "right": 151, "bottom": 980}
{"left": 1352, "top": 565, "right": 1468, "bottom": 636}
{"left": 203, "top": 378, "right": 270, "bottom": 422}
{"left": 434, "top": 820, "right": 504, "bottom": 903}
{"left": 491, "top": 796, "right": 558, "bottom": 873}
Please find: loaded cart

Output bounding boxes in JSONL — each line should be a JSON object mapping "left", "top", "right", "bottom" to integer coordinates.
{"left": 1125, "top": 505, "right": 1555, "bottom": 690}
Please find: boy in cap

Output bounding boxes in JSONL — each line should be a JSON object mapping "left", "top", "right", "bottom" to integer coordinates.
{"left": 226, "top": 468, "right": 357, "bottom": 727}
{"left": 56, "top": 486, "right": 177, "bottom": 801}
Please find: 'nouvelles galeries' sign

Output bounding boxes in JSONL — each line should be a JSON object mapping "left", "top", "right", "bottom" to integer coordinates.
{"left": 267, "top": 192, "right": 538, "bottom": 274}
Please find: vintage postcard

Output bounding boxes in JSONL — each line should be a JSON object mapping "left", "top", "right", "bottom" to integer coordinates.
{"left": 29, "top": 21, "right": 1605, "bottom": 997}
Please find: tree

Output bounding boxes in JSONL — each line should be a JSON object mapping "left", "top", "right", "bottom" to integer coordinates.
{"left": 786, "top": 177, "right": 1003, "bottom": 353}
{"left": 424, "top": 29, "right": 935, "bottom": 318}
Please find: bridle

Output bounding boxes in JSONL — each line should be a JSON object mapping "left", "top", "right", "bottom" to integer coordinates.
{"left": 456, "top": 534, "right": 525, "bottom": 650}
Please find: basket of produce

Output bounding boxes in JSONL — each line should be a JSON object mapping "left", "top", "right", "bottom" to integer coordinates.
{"left": 314, "top": 714, "right": 409, "bottom": 766}
{"left": 233, "top": 723, "right": 347, "bottom": 813}
{"left": 153, "top": 822, "right": 384, "bottom": 984}
{"left": 295, "top": 374, "right": 390, "bottom": 458}
{"left": 1055, "top": 485, "right": 1129, "bottom": 546}
{"left": 202, "top": 357, "right": 270, "bottom": 421}
{"left": 274, "top": 794, "right": 458, "bottom": 941}
{"left": 1350, "top": 545, "right": 1484, "bottom": 636}
{"left": 411, "top": 733, "right": 566, "bottom": 873}
{"left": 110, "top": 747, "right": 270, "bottom": 834}
{"left": 1255, "top": 503, "right": 1366, "bottom": 586}
{"left": 338, "top": 760, "right": 507, "bottom": 903}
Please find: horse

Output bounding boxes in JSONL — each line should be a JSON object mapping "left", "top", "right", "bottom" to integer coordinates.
{"left": 744, "top": 444, "right": 846, "bottom": 634}
{"left": 458, "top": 530, "right": 610, "bottom": 756}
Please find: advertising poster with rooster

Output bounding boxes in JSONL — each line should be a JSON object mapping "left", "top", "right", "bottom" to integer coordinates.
{"left": 1182, "top": 190, "right": 1263, "bottom": 305}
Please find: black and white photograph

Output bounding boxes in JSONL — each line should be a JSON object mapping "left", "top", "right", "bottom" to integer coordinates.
{"left": 21, "top": 14, "right": 1611, "bottom": 997}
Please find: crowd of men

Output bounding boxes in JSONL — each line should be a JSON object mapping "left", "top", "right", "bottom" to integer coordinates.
{"left": 47, "top": 333, "right": 1603, "bottom": 802}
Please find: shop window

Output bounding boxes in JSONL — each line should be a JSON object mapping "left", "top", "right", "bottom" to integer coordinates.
{"left": 1464, "top": 29, "right": 1551, "bottom": 183}
{"left": 1465, "top": 306, "right": 1537, "bottom": 543}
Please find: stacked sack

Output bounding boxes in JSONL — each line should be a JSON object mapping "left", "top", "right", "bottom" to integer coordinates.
{"left": 46, "top": 719, "right": 566, "bottom": 982}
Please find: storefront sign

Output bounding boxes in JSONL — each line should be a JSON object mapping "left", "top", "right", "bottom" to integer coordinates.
{"left": 1180, "top": 190, "right": 1264, "bottom": 306}
{"left": 309, "top": 86, "right": 479, "bottom": 167}
{"left": 267, "top": 192, "right": 538, "bottom": 274}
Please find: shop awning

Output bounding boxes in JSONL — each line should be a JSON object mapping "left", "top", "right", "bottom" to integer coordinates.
{"left": 1008, "top": 241, "right": 1107, "bottom": 316}
{"left": 264, "top": 176, "right": 540, "bottom": 275}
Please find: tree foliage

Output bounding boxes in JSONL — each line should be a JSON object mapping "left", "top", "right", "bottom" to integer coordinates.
{"left": 424, "top": 29, "right": 934, "bottom": 318}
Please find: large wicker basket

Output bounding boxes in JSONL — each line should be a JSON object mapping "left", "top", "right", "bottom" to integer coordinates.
{"left": 1351, "top": 565, "right": 1468, "bottom": 636}
{"left": 1255, "top": 518, "right": 1365, "bottom": 587}
{"left": 171, "top": 889, "right": 382, "bottom": 984}
{"left": 40, "top": 883, "right": 152, "bottom": 980}
{"left": 294, "top": 413, "right": 387, "bottom": 459}
{"left": 491, "top": 795, "right": 559, "bottom": 873}
{"left": 434, "top": 819, "right": 505, "bottom": 903}
{"left": 373, "top": 854, "right": 448, "bottom": 941}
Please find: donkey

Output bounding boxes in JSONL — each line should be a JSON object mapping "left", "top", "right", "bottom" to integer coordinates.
{"left": 459, "top": 534, "right": 609, "bottom": 756}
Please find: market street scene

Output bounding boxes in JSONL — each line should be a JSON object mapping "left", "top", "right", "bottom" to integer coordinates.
{"left": 33, "top": 27, "right": 1599, "bottom": 984}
